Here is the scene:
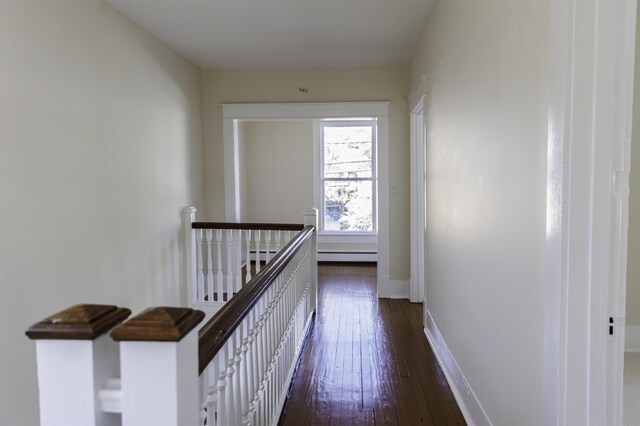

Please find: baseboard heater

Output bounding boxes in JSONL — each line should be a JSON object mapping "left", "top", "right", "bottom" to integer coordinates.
{"left": 248, "top": 250, "right": 378, "bottom": 262}
{"left": 317, "top": 250, "right": 377, "bottom": 262}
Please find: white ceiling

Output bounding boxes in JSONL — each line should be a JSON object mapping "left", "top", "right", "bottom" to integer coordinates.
{"left": 106, "top": 0, "right": 434, "bottom": 69}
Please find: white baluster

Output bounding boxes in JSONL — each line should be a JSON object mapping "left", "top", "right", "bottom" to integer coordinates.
{"left": 245, "top": 230, "right": 252, "bottom": 283}
{"left": 182, "top": 207, "right": 197, "bottom": 306}
{"left": 215, "top": 230, "right": 224, "bottom": 301}
{"left": 277, "top": 291, "right": 286, "bottom": 421}
{"left": 265, "top": 230, "right": 272, "bottom": 263}
{"left": 283, "top": 275, "right": 290, "bottom": 355}
{"left": 246, "top": 309, "right": 259, "bottom": 425}
{"left": 270, "top": 287, "right": 280, "bottom": 422}
{"left": 271, "top": 282, "right": 279, "bottom": 360}
{"left": 304, "top": 208, "right": 319, "bottom": 315}
{"left": 255, "top": 230, "right": 261, "bottom": 274}
{"left": 197, "top": 229, "right": 205, "bottom": 302}
{"left": 256, "top": 298, "right": 268, "bottom": 424}
{"left": 216, "top": 351, "right": 228, "bottom": 426}
{"left": 236, "top": 229, "right": 243, "bottom": 292}
{"left": 232, "top": 329, "right": 243, "bottom": 423}
{"left": 265, "top": 288, "right": 276, "bottom": 422}
{"left": 240, "top": 317, "right": 251, "bottom": 425}
{"left": 206, "top": 230, "right": 214, "bottom": 302}
{"left": 275, "top": 230, "right": 282, "bottom": 253}
{"left": 208, "top": 358, "right": 218, "bottom": 426}
{"left": 226, "top": 229, "right": 234, "bottom": 298}
{"left": 225, "top": 343, "right": 236, "bottom": 425}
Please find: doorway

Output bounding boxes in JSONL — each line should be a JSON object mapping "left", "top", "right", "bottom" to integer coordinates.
{"left": 220, "top": 102, "right": 397, "bottom": 297}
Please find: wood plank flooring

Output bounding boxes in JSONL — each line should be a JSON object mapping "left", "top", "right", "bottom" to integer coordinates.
{"left": 279, "top": 263, "right": 466, "bottom": 425}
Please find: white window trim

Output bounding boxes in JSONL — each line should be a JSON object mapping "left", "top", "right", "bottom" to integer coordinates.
{"left": 316, "top": 120, "right": 378, "bottom": 236}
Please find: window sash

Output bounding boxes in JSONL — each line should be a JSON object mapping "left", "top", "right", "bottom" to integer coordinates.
{"left": 319, "top": 120, "right": 377, "bottom": 234}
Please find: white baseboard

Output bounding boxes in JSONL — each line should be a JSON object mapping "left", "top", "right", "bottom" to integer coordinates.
{"left": 626, "top": 324, "right": 640, "bottom": 352}
{"left": 423, "top": 309, "right": 493, "bottom": 426}
{"left": 317, "top": 251, "right": 377, "bottom": 262}
{"left": 376, "top": 274, "right": 409, "bottom": 299}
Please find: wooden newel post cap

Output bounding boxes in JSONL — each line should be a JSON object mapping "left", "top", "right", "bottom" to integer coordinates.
{"left": 26, "top": 304, "right": 132, "bottom": 340}
{"left": 110, "top": 307, "right": 205, "bottom": 342}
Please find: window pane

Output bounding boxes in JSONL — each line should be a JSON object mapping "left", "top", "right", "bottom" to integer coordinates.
{"left": 323, "top": 126, "right": 372, "bottom": 178}
{"left": 324, "top": 180, "right": 373, "bottom": 232}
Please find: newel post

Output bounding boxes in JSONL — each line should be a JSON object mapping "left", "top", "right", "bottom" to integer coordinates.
{"left": 26, "top": 304, "right": 131, "bottom": 426}
{"left": 182, "top": 206, "right": 197, "bottom": 306}
{"left": 111, "top": 307, "right": 204, "bottom": 426}
{"left": 303, "top": 208, "right": 319, "bottom": 312}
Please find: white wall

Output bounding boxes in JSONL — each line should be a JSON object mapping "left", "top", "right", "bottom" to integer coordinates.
{"left": 241, "top": 121, "right": 314, "bottom": 223}
{"left": 202, "top": 67, "right": 410, "bottom": 279}
{"left": 0, "top": 2, "right": 205, "bottom": 425}
{"left": 411, "top": 1, "right": 548, "bottom": 424}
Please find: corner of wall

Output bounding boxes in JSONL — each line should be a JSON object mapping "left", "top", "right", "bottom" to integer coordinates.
{"left": 377, "top": 274, "right": 409, "bottom": 299}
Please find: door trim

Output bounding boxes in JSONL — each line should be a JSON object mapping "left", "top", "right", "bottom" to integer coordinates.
{"left": 409, "top": 75, "right": 427, "bottom": 304}
{"left": 221, "top": 102, "right": 394, "bottom": 297}
{"left": 545, "top": 0, "right": 636, "bottom": 424}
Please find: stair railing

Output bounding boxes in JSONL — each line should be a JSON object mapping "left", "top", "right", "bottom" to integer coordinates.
{"left": 26, "top": 208, "right": 318, "bottom": 426}
{"left": 182, "top": 207, "right": 307, "bottom": 318}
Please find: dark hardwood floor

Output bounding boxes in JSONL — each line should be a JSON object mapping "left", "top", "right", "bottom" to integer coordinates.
{"left": 279, "top": 263, "right": 466, "bottom": 425}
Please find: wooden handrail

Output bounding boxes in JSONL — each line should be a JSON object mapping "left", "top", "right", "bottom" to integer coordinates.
{"left": 198, "top": 225, "right": 314, "bottom": 374}
{"left": 192, "top": 222, "right": 304, "bottom": 231}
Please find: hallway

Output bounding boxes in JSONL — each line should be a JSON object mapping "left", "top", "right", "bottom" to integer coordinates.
{"left": 279, "top": 263, "right": 466, "bottom": 425}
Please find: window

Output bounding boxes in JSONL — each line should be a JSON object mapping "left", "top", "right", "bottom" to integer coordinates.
{"left": 319, "top": 120, "right": 377, "bottom": 233}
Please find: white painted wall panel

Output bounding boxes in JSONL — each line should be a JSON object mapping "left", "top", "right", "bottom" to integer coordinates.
{"left": 242, "top": 121, "right": 314, "bottom": 223}
{"left": 411, "top": 1, "right": 548, "bottom": 424}
{"left": 0, "top": 2, "right": 205, "bottom": 424}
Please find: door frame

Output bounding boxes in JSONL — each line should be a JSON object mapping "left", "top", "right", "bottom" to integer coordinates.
{"left": 220, "top": 102, "right": 395, "bottom": 296}
{"left": 409, "top": 75, "right": 427, "bottom": 304}
{"left": 544, "top": 0, "right": 636, "bottom": 424}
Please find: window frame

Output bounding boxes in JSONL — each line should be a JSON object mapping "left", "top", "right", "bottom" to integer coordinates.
{"left": 317, "top": 119, "right": 378, "bottom": 235}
